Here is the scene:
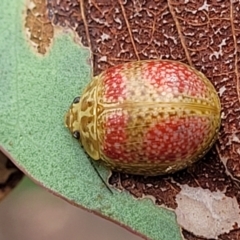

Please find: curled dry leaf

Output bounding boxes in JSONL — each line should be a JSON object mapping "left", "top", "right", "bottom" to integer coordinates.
{"left": 24, "top": 0, "right": 240, "bottom": 239}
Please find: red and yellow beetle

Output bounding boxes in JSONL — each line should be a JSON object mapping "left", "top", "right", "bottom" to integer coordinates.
{"left": 65, "top": 60, "right": 221, "bottom": 176}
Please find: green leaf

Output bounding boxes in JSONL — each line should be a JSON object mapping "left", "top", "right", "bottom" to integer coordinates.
{"left": 0, "top": 1, "right": 182, "bottom": 239}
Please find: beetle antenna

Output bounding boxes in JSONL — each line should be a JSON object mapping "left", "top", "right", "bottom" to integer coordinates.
{"left": 90, "top": 160, "right": 113, "bottom": 194}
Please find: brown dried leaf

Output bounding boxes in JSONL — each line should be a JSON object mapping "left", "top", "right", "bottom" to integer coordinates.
{"left": 0, "top": 151, "right": 24, "bottom": 202}
{"left": 35, "top": 0, "right": 240, "bottom": 239}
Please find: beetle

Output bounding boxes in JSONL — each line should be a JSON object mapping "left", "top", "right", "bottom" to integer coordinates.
{"left": 65, "top": 60, "right": 221, "bottom": 176}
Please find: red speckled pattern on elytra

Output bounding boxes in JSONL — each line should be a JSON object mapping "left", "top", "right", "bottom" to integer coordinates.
{"left": 143, "top": 61, "right": 207, "bottom": 97}
{"left": 101, "top": 112, "right": 212, "bottom": 164}
{"left": 96, "top": 60, "right": 219, "bottom": 166}
{"left": 102, "top": 64, "right": 127, "bottom": 102}
{"left": 101, "top": 112, "right": 128, "bottom": 161}
{"left": 102, "top": 61, "right": 209, "bottom": 104}
{"left": 143, "top": 116, "right": 211, "bottom": 161}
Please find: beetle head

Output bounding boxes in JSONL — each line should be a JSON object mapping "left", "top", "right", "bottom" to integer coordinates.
{"left": 65, "top": 78, "right": 100, "bottom": 161}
